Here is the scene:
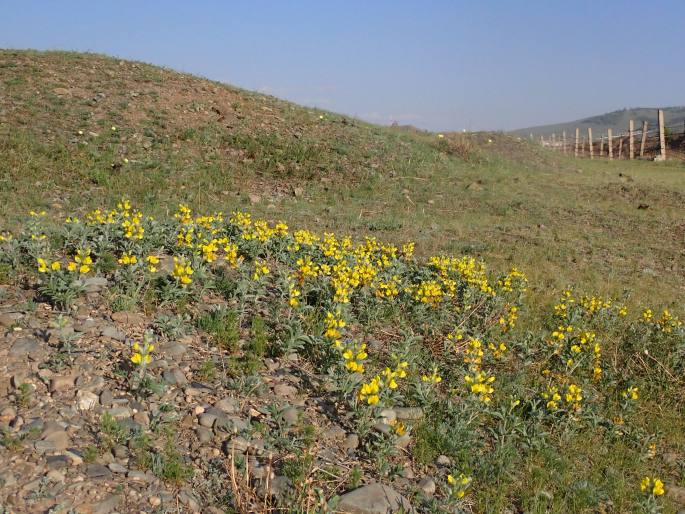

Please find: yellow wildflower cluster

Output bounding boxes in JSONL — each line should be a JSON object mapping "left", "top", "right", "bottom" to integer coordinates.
{"left": 464, "top": 370, "right": 495, "bottom": 403}
{"left": 118, "top": 252, "right": 137, "bottom": 265}
{"left": 447, "top": 473, "right": 472, "bottom": 499}
{"left": 412, "top": 280, "right": 444, "bottom": 306}
{"left": 131, "top": 340, "right": 154, "bottom": 365}
{"left": 430, "top": 255, "right": 495, "bottom": 295}
{"left": 357, "top": 362, "right": 408, "bottom": 405}
{"left": 499, "top": 305, "right": 518, "bottom": 332}
{"left": 640, "top": 476, "right": 665, "bottom": 496}
{"left": 172, "top": 256, "right": 193, "bottom": 286}
{"left": 341, "top": 341, "right": 368, "bottom": 373}
{"left": 68, "top": 248, "right": 93, "bottom": 274}
{"left": 421, "top": 367, "right": 443, "bottom": 384}
{"left": 252, "top": 259, "right": 270, "bottom": 280}
{"left": 498, "top": 267, "right": 528, "bottom": 293}
{"left": 543, "top": 383, "right": 582, "bottom": 411}
{"left": 622, "top": 386, "right": 639, "bottom": 401}
{"left": 37, "top": 258, "right": 61, "bottom": 273}
{"left": 145, "top": 255, "right": 159, "bottom": 273}
{"left": 654, "top": 309, "right": 682, "bottom": 333}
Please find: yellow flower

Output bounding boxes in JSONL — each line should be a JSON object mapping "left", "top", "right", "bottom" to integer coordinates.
{"left": 145, "top": 255, "right": 159, "bottom": 272}
{"left": 50, "top": 261, "right": 61, "bottom": 271}
{"left": 641, "top": 476, "right": 665, "bottom": 496}
{"left": 37, "top": 258, "right": 49, "bottom": 273}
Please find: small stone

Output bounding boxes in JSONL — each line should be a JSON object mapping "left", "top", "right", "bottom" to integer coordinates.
{"left": 419, "top": 477, "right": 436, "bottom": 496}
{"left": 111, "top": 311, "right": 145, "bottom": 325}
{"left": 46, "top": 455, "right": 70, "bottom": 470}
{"left": 323, "top": 425, "right": 346, "bottom": 441}
{"left": 394, "top": 407, "right": 424, "bottom": 420}
{"left": 107, "top": 462, "right": 127, "bottom": 474}
{"left": 86, "top": 463, "right": 112, "bottom": 479}
{"left": 149, "top": 496, "right": 162, "bottom": 507}
{"left": 163, "top": 367, "right": 188, "bottom": 386}
{"left": 100, "top": 325, "right": 126, "bottom": 341}
{"left": 273, "top": 383, "right": 298, "bottom": 398}
{"left": 91, "top": 494, "right": 121, "bottom": 514}
{"left": 76, "top": 390, "right": 99, "bottom": 411}
{"left": 0, "top": 470, "right": 17, "bottom": 487}
{"left": 50, "top": 375, "right": 75, "bottom": 393}
{"left": 395, "top": 435, "right": 412, "bottom": 449}
{"left": 133, "top": 411, "right": 150, "bottom": 426}
{"left": 379, "top": 408, "right": 397, "bottom": 424}
{"left": 112, "top": 445, "right": 129, "bottom": 459}
{"left": 163, "top": 342, "right": 187, "bottom": 358}
{"left": 214, "top": 397, "right": 240, "bottom": 414}
{"left": 281, "top": 407, "right": 300, "bottom": 426}
{"left": 42, "top": 430, "right": 71, "bottom": 450}
{"left": 82, "top": 276, "right": 108, "bottom": 293}
{"left": 99, "top": 389, "right": 113, "bottom": 406}
{"left": 436, "top": 455, "right": 451, "bottom": 466}
{"left": 199, "top": 413, "right": 217, "bottom": 427}
{"left": 196, "top": 426, "right": 213, "bottom": 444}
{"left": 223, "top": 436, "right": 250, "bottom": 455}
{"left": 667, "top": 485, "right": 685, "bottom": 507}
{"left": 343, "top": 433, "right": 359, "bottom": 450}
{"left": 107, "top": 406, "right": 132, "bottom": 420}
{"left": 373, "top": 422, "right": 392, "bottom": 435}
{"left": 46, "top": 469, "right": 65, "bottom": 483}
{"left": 10, "top": 337, "right": 41, "bottom": 358}
{"left": 127, "top": 470, "right": 148, "bottom": 481}
{"left": 337, "top": 483, "right": 413, "bottom": 514}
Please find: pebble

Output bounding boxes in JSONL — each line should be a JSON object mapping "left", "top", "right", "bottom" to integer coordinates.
{"left": 419, "top": 477, "right": 436, "bottom": 496}
{"left": 436, "top": 454, "right": 451, "bottom": 466}
{"left": 76, "top": 389, "right": 99, "bottom": 410}
{"left": 343, "top": 433, "right": 359, "bottom": 450}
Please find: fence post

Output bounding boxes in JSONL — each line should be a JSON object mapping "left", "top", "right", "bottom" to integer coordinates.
{"left": 618, "top": 134, "right": 623, "bottom": 159}
{"left": 588, "top": 128, "right": 594, "bottom": 159}
{"left": 599, "top": 134, "right": 604, "bottom": 156}
{"left": 562, "top": 130, "right": 567, "bottom": 154}
{"left": 640, "top": 121, "right": 648, "bottom": 157}
{"left": 608, "top": 129, "right": 613, "bottom": 160}
{"left": 629, "top": 120, "right": 634, "bottom": 160}
{"left": 575, "top": 128, "right": 579, "bottom": 158}
{"left": 658, "top": 109, "right": 666, "bottom": 161}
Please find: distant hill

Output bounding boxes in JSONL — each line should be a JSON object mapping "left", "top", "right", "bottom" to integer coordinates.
{"left": 511, "top": 106, "right": 685, "bottom": 139}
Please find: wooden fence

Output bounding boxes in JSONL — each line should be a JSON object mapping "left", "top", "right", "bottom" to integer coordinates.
{"left": 537, "top": 109, "right": 685, "bottom": 161}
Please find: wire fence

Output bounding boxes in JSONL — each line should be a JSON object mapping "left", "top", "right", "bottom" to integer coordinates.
{"left": 538, "top": 110, "right": 685, "bottom": 161}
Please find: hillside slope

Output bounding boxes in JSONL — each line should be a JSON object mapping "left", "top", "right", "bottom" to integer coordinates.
{"left": 512, "top": 106, "right": 685, "bottom": 138}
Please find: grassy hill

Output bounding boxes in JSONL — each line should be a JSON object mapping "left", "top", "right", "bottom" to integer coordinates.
{"left": 1, "top": 50, "right": 685, "bottom": 513}
{"left": 512, "top": 106, "right": 685, "bottom": 138}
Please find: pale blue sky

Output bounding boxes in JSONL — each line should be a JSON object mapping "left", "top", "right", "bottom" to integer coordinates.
{"left": 2, "top": 1, "right": 683, "bottom": 130}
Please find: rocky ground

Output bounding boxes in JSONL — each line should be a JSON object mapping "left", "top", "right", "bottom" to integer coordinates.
{"left": 0, "top": 279, "right": 444, "bottom": 514}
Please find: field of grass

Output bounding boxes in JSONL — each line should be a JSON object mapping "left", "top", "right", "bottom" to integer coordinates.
{"left": 1, "top": 50, "right": 684, "bottom": 513}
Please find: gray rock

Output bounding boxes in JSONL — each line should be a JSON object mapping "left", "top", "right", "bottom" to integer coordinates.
{"left": 196, "top": 426, "right": 213, "bottom": 444}
{"left": 394, "top": 407, "right": 424, "bottom": 421}
{"left": 107, "top": 462, "right": 128, "bottom": 474}
{"left": 373, "top": 422, "right": 392, "bottom": 435}
{"left": 42, "top": 430, "right": 71, "bottom": 450}
{"left": 395, "top": 435, "right": 412, "bottom": 449}
{"left": 50, "top": 375, "right": 75, "bottom": 393}
{"left": 111, "top": 311, "right": 145, "bottom": 325}
{"left": 179, "top": 489, "right": 201, "bottom": 512}
{"left": 0, "top": 470, "right": 17, "bottom": 487}
{"left": 101, "top": 325, "right": 126, "bottom": 341}
{"left": 162, "top": 342, "right": 187, "bottom": 358}
{"left": 199, "top": 413, "right": 217, "bottom": 428}
{"left": 379, "top": 408, "right": 397, "bottom": 424}
{"left": 273, "top": 383, "right": 298, "bottom": 398}
{"left": 213, "top": 415, "right": 249, "bottom": 434}
{"left": 223, "top": 436, "right": 250, "bottom": 455}
{"left": 107, "top": 406, "right": 132, "bottom": 420}
{"left": 99, "top": 389, "right": 114, "bottom": 406}
{"left": 343, "top": 433, "right": 360, "bottom": 451}
{"left": 46, "top": 455, "right": 70, "bottom": 470}
{"left": 127, "top": 470, "right": 148, "bottom": 481}
{"left": 76, "top": 390, "right": 99, "bottom": 410}
{"left": 418, "top": 477, "right": 436, "bottom": 496}
{"left": 163, "top": 367, "right": 188, "bottom": 386}
{"left": 281, "top": 407, "right": 300, "bottom": 426}
{"left": 435, "top": 455, "right": 451, "bottom": 466}
{"left": 91, "top": 494, "right": 121, "bottom": 514}
{"left": 0, "top": 312, "right": 22, "bottom": 327}
{"left": 323, "top": 425, "right": 346, "bottom": 441}
{"left": 9, "top": 337, "right": 41, "bottom": 358}
{"left": 214, "top": 397, "right": 240, "bottom": 414}
{"left": 86, "top": 463, "right": 112, "bottom": 479}
{"left": 82, "top": 276, "right": 108, "bottom": 293}
{"left": 337, "top": 483, "right": 413, "bottom": 514}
